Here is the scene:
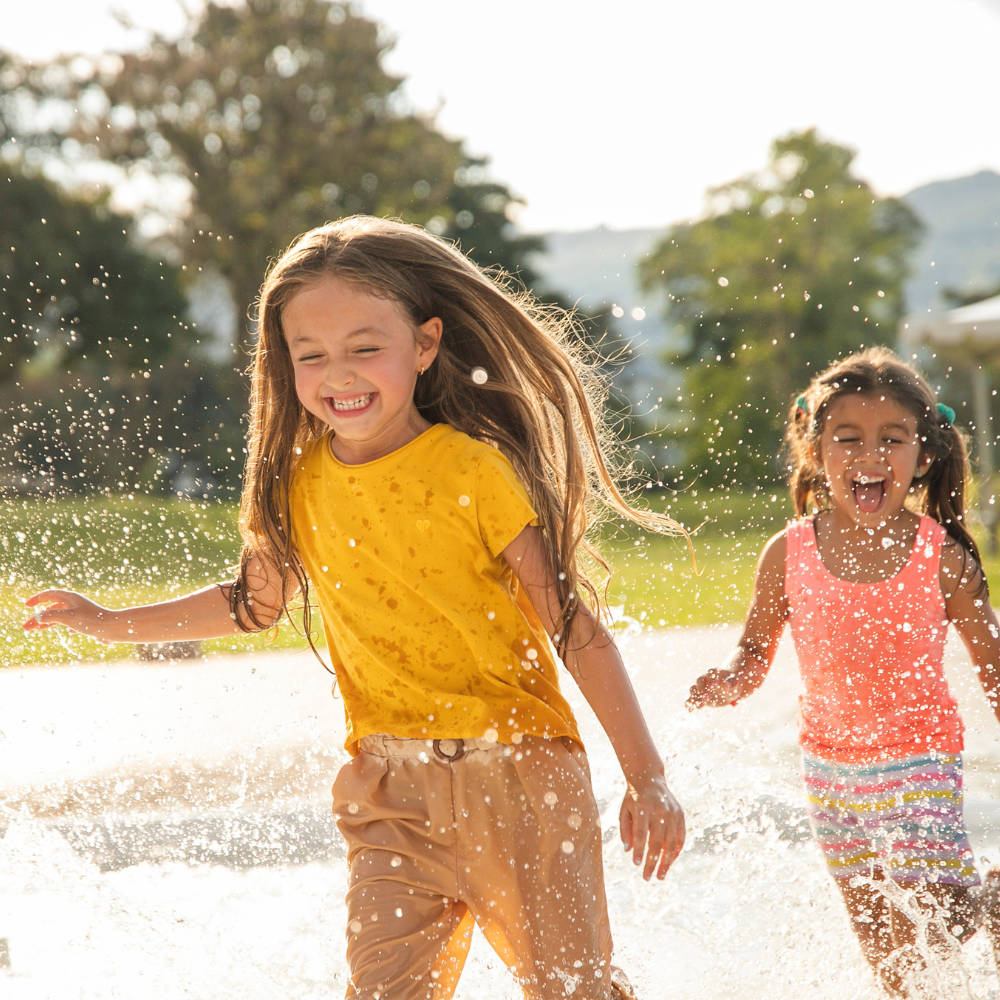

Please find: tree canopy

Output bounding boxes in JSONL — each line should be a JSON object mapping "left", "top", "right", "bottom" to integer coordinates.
{"left": 1, "top": 168, "right": 189, "bottom": 380}
{"left": 0, "top": 0, "right": 550, "bottom": 494}
{"left": 640, "top": 129, "right": 923, "bottom": 485}
{"left": 30, "top": 0, "right": 538, "bottom": 340}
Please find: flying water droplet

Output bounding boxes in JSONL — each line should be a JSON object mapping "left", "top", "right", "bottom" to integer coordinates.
{"left": 471, "top": 367, "right": 488, "bottom": 385}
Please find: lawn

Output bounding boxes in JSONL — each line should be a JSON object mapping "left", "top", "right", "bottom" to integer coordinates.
{"left": 3, "top": 487, "right": 997, "bottom": 669}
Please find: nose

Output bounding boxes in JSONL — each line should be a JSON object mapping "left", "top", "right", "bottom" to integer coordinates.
{"left": 324, "top": 361, "right": 354, "bottom": 390}
{"left": 860, "top": 438, "right": 888, "bottom": 462}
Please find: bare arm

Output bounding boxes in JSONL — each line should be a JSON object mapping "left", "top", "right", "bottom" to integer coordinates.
{"left": 23, "top": 554, "right": 291, "bottom": 645}
{"left": 941, "top": 543, "right": 1000, "bottom": 724}
{"left": 687, "top": 530, "right": 788, "bottom": 710}
{"left": 502, "top": 525, "right": 685, "bottom": 881}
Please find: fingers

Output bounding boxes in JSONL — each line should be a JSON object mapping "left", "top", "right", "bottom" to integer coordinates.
{"left": 687, "top": 670, "right": 739, "bottom": 710}
{"left": 22, "top": 591, "right": 85, "bottom": 632}
{"left": 618, "top": 796, "right": 634, "bottom": 851}
{"left": 623, "top": 787, "right": 686, "bottom": 882}
{"left": 658, "top": 808, "right": 686, "bottom": 879}
{"left": 642, "top": 814, "right": 664, "bottom": 881}
{"left": 25, "top": 590, "right": 75, "bottom": 610}
{"left": 632, "top": 808, "right": 650, "bottom": 872}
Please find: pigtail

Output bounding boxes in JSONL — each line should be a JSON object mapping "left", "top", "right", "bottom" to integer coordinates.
{"left": 921, "top": 415, "right": 984, "bottom": 592}
{"left": 784, "top": 393, "right": 825, "bottom": 516}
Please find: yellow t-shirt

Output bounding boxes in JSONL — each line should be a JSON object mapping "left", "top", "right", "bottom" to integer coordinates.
{"left": 288, "top": 422, "right": 580, "bottom": 754}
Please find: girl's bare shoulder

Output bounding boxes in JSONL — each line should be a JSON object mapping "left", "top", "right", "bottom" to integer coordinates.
{"left": 759, "top": 526, "right": 789, "bottom": 564}
{"left": 939, "top": 534, "right": 986, "bottom": 598}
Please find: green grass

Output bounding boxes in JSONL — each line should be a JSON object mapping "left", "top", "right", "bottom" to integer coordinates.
{"left": 4, "top": 488, "right": 998, "bottom": 668}
{"left": 0, "top": 494, "right": 315, "bottom": 668}
{"left": 602, "top": 487, "right": 792, "bottom": 627}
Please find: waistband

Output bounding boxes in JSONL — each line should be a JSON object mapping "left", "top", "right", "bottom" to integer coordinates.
{"left": 358, "top": 734, "right": 507, "bottom": 762}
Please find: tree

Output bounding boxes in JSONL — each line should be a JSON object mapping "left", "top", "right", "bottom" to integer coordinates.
{"left": 640, "top": 129, "right": 923, "bottom": 486}
{"left": 0, "top": 165, "right": 251, "bottom": 494}
{"left": 42, "top": 0, "right": 535, "bottom": 344}
{"left": 1, "top": 168, "right": 190, "bottom": 378}
{"left": 442, "top": 159, "right": 544, "bottom": 283}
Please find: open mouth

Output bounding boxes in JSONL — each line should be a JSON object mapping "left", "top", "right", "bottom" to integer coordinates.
{"left": 851, "top": 474, "right": 886, "bottom": 514}
{"left": 326, "top": 392, "right": 375, "bottom": 415}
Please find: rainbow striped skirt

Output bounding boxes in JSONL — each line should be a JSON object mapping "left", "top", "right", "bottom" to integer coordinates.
{"left": 802, "top": 751, "right": 980, "bottom": 887}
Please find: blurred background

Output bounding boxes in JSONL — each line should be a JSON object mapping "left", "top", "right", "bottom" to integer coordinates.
{"left": 2, "top": 0, "right": 1000, "bottom": 661}
{"left": 4, "top": 7, "right": 1000, "bottom": 997}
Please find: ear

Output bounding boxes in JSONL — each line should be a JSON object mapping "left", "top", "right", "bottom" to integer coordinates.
{"left": 415, "top": 316, "right": 442, "bottom": 372}
{"left": 915, "top": 453, "right": 934, "bottom": 480}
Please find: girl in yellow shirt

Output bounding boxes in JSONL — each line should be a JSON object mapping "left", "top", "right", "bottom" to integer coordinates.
{"left": 25, "top": 217, "right": 685, "bottom": 1000}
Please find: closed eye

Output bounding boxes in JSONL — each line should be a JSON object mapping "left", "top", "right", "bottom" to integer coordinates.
{"left": 296, "top": 353, "right": 324, "bottom": 363}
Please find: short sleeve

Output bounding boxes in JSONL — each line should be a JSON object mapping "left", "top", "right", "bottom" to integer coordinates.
{"left": 475, "top": 448, "right": 539, "bottom": 557}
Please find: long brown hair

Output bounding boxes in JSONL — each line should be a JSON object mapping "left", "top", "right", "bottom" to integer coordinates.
{"left": 784, "top": 346, "right": 983, "bottom": 579}
{"left": 230, "top": 216, "right": 683, "bottom": 659}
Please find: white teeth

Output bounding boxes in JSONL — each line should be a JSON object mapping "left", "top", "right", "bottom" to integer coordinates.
{"left": 330, "top": 393, "right": 373, "bottom": 411}
{"left": 853, "top": 475, "right": 885, "bottom": 485}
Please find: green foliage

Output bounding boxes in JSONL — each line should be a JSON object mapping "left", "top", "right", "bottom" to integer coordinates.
{"left": 0, "top": 167, "right": 235, "bottom": 493}
{"left": 50, "top": 0, "right": 535, "bottom": 340}
{"left": 0, "top": 2, "right": 544, "bottom": 495}
{"left": 640, "top": 129, "right": 923, "bottom": 485}
{"left": 0, "top": 168, "right": 189, "bottom": 378}
{"left": 443, "top": 160, "right": 543, "bottom": 282}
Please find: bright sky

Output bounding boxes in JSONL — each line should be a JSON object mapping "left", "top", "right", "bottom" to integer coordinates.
{"left": 5, "top": 0, "right": 1000, "bottom": 232}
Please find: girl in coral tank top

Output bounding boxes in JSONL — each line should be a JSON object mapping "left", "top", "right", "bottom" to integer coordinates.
{"left": 689, "top": 348, "right": 1000, "bottom": 997}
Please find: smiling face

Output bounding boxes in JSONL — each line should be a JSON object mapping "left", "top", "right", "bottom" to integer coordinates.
{"left": 815, "top": 392, "right": 933, "bottom": 528}
{"left": 283, "top": 276, "right": 441, "bottom": 464}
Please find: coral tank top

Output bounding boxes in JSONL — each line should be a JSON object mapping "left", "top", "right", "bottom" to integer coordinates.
{"left": 784, "top": 515, "right": 963, "bottom": 762}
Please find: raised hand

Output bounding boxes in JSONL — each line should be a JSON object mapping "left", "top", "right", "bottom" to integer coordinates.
{"left": 686, "top": 668, "right": 742, "bottom": 710}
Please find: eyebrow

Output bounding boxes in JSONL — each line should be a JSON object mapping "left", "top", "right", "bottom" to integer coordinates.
{"left": 288, "top": 326, "right": 387, "bottom": 346}
{"left": 831, "top": 421, "right": 914, "bottom": 435}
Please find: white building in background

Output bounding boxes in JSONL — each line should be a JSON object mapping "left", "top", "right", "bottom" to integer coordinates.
{"left": 900, "top": 294, "right": 1000, "bottom": 551}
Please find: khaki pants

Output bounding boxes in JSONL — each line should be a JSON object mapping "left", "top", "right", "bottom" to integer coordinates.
{"left": 333, "top": 734, "right": 614, "bottom": 1000}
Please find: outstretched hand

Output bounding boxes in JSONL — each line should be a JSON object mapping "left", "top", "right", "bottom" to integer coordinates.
{"left": 619, "top": 775, "right": 685, "bottom": 881}
{"left": 686, "top": 668, "right": 741, "bottom": 711}
{"left": 23, "top": 590, "right": 120, "bottom": 644}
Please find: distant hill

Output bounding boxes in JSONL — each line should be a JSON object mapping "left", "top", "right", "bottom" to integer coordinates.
{"left": 529, "top": 169, "right": 1000, "bottom": 403}
{"left": 903, "top": 169, "right": 1000, "bottom": 313}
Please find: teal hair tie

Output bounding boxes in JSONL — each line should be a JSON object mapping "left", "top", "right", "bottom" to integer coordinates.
{"left": 937, "top": 402, "right": 955, "bottom": 426}
{"left": 795, "top": 394, "right": 808, "bottom": 415}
